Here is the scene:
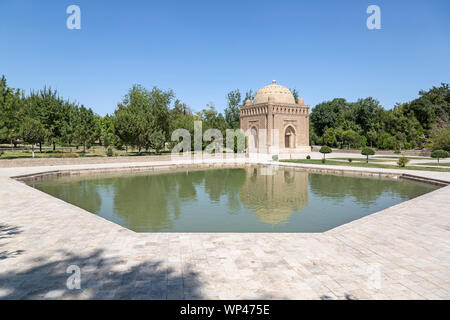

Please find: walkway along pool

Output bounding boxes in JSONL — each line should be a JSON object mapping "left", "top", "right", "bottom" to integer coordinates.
{"left": 26, "top": 166, "right": 438, "bottom": 233}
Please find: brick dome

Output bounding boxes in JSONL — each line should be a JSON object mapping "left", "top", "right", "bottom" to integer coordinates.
{"left": 253, "top": 80, "right": 296, "bottom": 105}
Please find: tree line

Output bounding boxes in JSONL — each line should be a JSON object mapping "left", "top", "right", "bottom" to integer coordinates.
{"left": 0, "top": 75, "right": 251, "bottom": 156}
{"left": 310, "top": 84, "right": 449, "bottom": 152}
{"left": 1, "top": 74, "right": 448, "bottom": 157}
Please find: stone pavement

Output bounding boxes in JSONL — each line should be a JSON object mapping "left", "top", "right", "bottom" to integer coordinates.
{"left": 0, "top": 159, "right": 449, "bottom": 299}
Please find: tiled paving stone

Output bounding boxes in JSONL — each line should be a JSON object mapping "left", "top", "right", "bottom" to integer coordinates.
{"left": 0, "top": 159, "right": 449, "bottom": 299}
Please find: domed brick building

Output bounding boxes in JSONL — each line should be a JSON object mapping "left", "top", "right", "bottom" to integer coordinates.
{"left": 240, "top": 80, "right": 311, "bottom": 154}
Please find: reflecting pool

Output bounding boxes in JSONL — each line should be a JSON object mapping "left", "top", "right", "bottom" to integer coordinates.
{"left": 28, "top": 166, "right": 437, "bottom": 232}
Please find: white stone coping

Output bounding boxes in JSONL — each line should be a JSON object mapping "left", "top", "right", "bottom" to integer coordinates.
{"left": 2, "top": 157, "right": 449, "bottom": 185}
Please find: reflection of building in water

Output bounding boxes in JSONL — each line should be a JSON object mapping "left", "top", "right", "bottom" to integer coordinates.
{"left": 239, "top": 167, "right": 308, "bottom": 226}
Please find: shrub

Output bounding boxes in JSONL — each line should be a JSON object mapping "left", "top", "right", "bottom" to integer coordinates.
{"left": 348, "top": 158, "right": 352, "bottom": 163}
{"left": 361, "top": 147, "right": 375, "bottom": 163}
{"left": 394, "top": 150, "right": 401, "bottom": 154}
{"left": 306, "top": 155, "right": 311, "bottom": 160}
{"left": 427, "top": 127, "right": 450, "bottom": 152}
{"left": 377, "top": 133, "right": 396, "bottom": 150}
{"left": 56, "top": 152, "right": 78, "bottom": 158}
{"left": 397, "top": 156, "right": 409, "bottom": 168}
{"left": 319, "top": 145, "right": 332, "bottom": 158}
{"left": 107, "top": 147, "right": 114, "bottom": 157}
{"left": 272, "top": 155, "right": 279, "bottom": 161}
{"left": 431, "top": 149, "right": 449, "bottom": 166}
{"left": 321, "top": 158, "right": 326, "bottom": 164}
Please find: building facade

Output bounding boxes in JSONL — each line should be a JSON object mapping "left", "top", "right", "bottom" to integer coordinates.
{"left": 240, "top": 81, "right": 311, "bottom": 154}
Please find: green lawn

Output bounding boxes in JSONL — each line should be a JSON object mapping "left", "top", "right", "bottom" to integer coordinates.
{"left": 374, "top": 156, "right": 433, "bottom": 160}
{"left": 420, "top": 162, "right": 450, "bottom": 167}
{"left": 331, "top": 157, "right": 392, "bottom": 163}
{"left": 0, "top": 147, "right": 168, "bottom": 160}
{"left": 280, "top": 159, "right": 450, "bottom": 172}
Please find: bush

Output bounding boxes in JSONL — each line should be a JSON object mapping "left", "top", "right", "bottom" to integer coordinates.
{"left": 394, "top": 150, "right": 401, "bottom": 154}
{"left": 427, "top": 127, "right": 450, "bottom": 152}
{"left": 319, "top": 145, "right": 332, "bottom": 163}
{"left": 306, "top": 155, "right": 311, "bottom": 160}
{"left": 54, "top": 152, "right": 78, "bottom": 158}
{"left": 397, "top": 156, "right": 409, "bottom": 167}
{"left": 348, "top": 158, "right": 352, "bottom": 163}
{"left": 107, "top": 147, "right": 113, "bottom": 157}
{"left": 431, "top": 149, "right": 449, "bottom": 166}
{"left": 361, "top": 147, "right": 375, "bottom": 163}
{"left": 377, "top": 133, "right": 397, "bottom": 150}
{"left": 319, "top": 145, "right": 332, "bottom": 155}
{"left": 272, "top": 155, "right": 279, "bottom": 161}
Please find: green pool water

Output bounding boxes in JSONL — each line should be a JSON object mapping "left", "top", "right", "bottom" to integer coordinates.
{"left": 28, "top": 166, "right": 437, "bottom": 233}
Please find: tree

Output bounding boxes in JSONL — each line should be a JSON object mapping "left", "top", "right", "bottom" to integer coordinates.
{"left": 310, "top": 98, "right": 346, "bottom": 136}
{"left": 353, "top": 97, "right": 381, "bottom": 135}
{"left": 319, "top": 145, "right": 332, "bottom": 160}
{"left": 377, "top": 132, "right": 396, "bottom": 150}
{"left": 395, "top": 132, "right": 407, "bottom": 151}
{"left": 169, "top": 105, "right": 195, "bottom": 150}
{"left": 224, "top": 89, "right": 241, "bottom": 129}
{"left": 114, "top": 103, "right": 138, "bottom": 156}
{"left": 397, "top": 156, "right": 409, "bottom": 168}
{"left": 243, "top": 89, "right": 255, "bottom": 104}
{"left": 290, "top": 88, "right": 299, "bottom": 104}
{"left": 342, "top": 129, "right": 359, "bottom": 149}
{"left": 431, "top": 149, "right": 449, "bottom": 166}
{"left": 323, "top": 128, "right": 337, "bottom": 147}
{"left": 0, "top": 75, "right": 22, "bottom": 146}
{"left": 367, "top": 130, "right": 378, "bottom": 148}
{"left": 38, "top": 87, "right": 65, "bottom": 151}
{"left": 427, "top": 126, "right": 450, "bottom": 151}
{"left": 361, "top": 147, "right": 375, "bottom": 163}
{"left": 148, "top": 129, "right": 165, "bottom": 154}
{"left": 113, "top": 84, "right": 173, "bottom": 155}
{"left": 74, "top": 106, "right": 97, "bottom": 155}
{"left": 20, "top": 118, "right": 46, "bottom": 158}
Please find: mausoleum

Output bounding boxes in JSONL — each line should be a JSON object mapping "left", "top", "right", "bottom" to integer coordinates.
{"left": 240, "top": 81, "right": 311, "bottom": 154}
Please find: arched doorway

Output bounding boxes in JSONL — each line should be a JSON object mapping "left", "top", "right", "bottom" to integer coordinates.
{"left": 285, "top": 126, "right": 295, "bottom": 148}
{"left": 250, "top": 127, "right": 258, "bottom": 149}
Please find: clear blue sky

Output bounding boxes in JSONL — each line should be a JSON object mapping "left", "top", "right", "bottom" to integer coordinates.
{"left": 1, "top": 0, "right": 449, "bottom": 116}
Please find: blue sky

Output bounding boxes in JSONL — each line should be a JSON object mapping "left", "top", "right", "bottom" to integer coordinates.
{"left": 0, "top": 0, "right": 449, "bottom": 116}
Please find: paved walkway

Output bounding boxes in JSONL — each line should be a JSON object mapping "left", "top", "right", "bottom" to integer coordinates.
{"left": 0, "top": 159, "right": 449, "bottom": 299}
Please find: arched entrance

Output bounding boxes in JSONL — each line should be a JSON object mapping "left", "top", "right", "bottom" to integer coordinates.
{"left": 285, "top": 126, "right": 295, "bottom": 148}
{"left": 250, "top": 127, "right": 258, "bottom": 149}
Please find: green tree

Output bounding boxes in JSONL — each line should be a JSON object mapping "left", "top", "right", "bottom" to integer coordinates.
{"left": 319, "top": 145, "right": 332, "bottom": 160}
{"left": 20, "top": 118, "right": 46, "bottom": 158}
{"left": 431, "top": 149, "right": 449, "bottom": 166}
{"left": 310, "top": 98, "right": 347, "bottom": 136}
{"left": 377, "top": 132, "right": 396, "bottom": 150}
{"left": 114, "top": 103, "right": 138, "bottom": 155}
{"left": 114, "top": 84, "right": 173, "bottom": 154}
{"left": 290, "top": 88, "right": 299, "bottom": 104}
{"left": 367, "top": 130, "right": 378, "bottom": 148}
{"left": 342, "top": 129, "right": 359, "bottom": 149}
{"left": 0, "top": 75, "right": 22, "bottom": 146}
{"left": 361, "top": 147, "right": 375, "bottom": 163}
{"left": 353, "top": 97, "right": 381, "bottom": 135}
{"left": 148, "top": 129, "right": 165, "bottom": 154}
{"left": 74, "top": 106, "right": 97, "bottom": 155}
{"left": 224, "top": 89, "right": 241, "bottom": 129}
{"left": 397, "top": 156, "right": 409, "bottom": 168}
{"left": 427, "top": 126, "right": 450, "bottom": 151}
{"left": 323, "top": 127, "right": 337, "bottom": 147}
{"left": 243, "top": 89, "right": 255, "bottom": 103}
